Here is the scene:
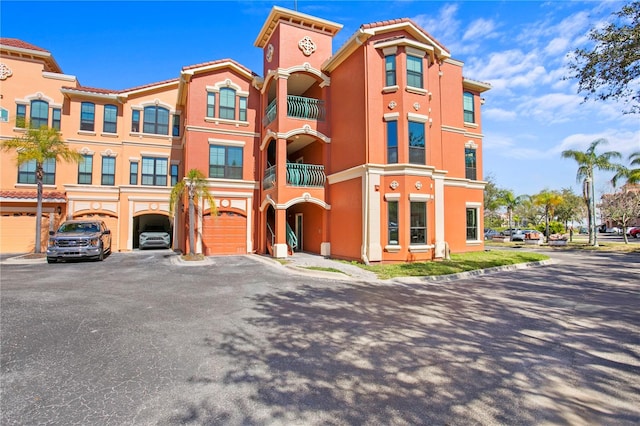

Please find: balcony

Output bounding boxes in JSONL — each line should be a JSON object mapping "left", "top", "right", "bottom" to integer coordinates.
{"left": 263, "top": 96, "right": 326, "bottom": 126}
{"left": 263, "top": 163, "right": 326, "bottom": 190}
{"left": 287, "top": 96, "right": 325, "bottom": 121}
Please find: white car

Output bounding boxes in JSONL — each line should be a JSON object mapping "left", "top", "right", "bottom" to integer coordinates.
{"left": 139, "top": 226, "right": 171, "bottom": 249}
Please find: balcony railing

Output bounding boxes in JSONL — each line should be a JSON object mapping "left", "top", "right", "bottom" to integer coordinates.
{"left": 263, "top": 99, "right": 277, "bottom": 126}
{"left": 262, "top": 163, "right": 326, "bottom": 189}
{"left": 263, "top": 165, "right": 276, "bottom": 190}
{"left": 287, "top": 96, "right": 325, "bottom": 121}
{"left": 286, "top": 163, "right": 326, "bottom": 187}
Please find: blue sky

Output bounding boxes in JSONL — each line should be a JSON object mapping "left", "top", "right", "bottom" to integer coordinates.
{"left": 2, "top": 1, "right": 638, "bottom": 199}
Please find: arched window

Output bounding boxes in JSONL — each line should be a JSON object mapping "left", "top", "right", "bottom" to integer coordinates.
{"left": 463, "top": 92, "right": 475, "bottom": 123}
{"left": 30, "top": 100, "right": 49, "bottom": 129}
{"left": 219, "top": 88, "right": 236, "bottom": 120}
{"left": 143, "top": 106, "right": 169, "bottom": 135}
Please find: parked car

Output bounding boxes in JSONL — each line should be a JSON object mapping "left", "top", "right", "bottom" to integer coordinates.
{"left": 510, "top": 229, "right": 540, "bottom": 242}
{"left": 628, "top": 227, "right": 640, "bottom": 238}
{"left": 484, "top": 229, "right": 501, "bottom": 240}
{"left": 139, "top": 225, "right": 171, "bottom": 249}
{"left": 46, "top": 220, "right": 111, "bottom": 263}
{"left": 605, "top": 227, "right": 622, "bottom": 234}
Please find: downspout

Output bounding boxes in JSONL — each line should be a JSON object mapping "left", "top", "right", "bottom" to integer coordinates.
{"left": 361, "top": 34, "right": 370, "bottom": 265}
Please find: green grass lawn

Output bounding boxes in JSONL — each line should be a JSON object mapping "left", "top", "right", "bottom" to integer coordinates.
{"left": 354, "top": 250, "right": 550, "bottom": 280}
{"left": 485, "top": 239, "right": 640, "bottom": 253}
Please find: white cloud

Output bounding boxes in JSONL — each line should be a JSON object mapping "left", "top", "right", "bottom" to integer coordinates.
{"left": 544, "top": 37, "right": 570, "bottom": 56}
{"left": 484, "top": 108, "right": 517, "bottom": 121}
{"left": 463, "top": 18, "right": 497, "bottom": 41}
{"left": 553, "top": 130, "right": 640, "bottom": 157}
{"left": 517, "top": 93, "right": 584, "bottom": 124}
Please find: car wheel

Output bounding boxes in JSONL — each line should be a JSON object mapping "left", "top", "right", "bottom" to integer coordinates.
{"left": 47, "top": 257, "right": 56, "bottom": 264}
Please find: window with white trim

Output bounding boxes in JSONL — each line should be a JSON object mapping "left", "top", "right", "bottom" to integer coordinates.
{"left": 407, "top": 55, "right": 423, "bottom": 89}
{"left": 78, "top": 154, "right": 93, "bottom": 184}
{"left": 410, "top": 202, "right": 426, "bottom": 244}
{"left": 466, "top": 207, "right": 479, "bottom": 241}
{"left": 31, "top": 100, "right": 49, "bottom": 129}
{"left": 388, "top": 200, "right": 399, "bottom": 245}
{"left": 141, "top": 157, "right": 168, "bottom": 186}
{"left": 80, "top": 102, "right": 95, "bottom": 131}
{"left": 18, "top": 159, "right": 55, "bottom": 184}
{"left": 464, "top": 92, "right": 475, "bottom": 123}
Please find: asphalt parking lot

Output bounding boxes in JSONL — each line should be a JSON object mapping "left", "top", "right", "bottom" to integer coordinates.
{"left": 1, "top": 249, "right": 639, "bottom": 425}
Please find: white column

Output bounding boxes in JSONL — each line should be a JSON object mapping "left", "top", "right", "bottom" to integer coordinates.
{"left": 434, "top": 175, "right": 445, "bottom": 258}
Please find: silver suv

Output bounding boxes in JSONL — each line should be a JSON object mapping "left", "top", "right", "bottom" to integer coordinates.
{"left": 46, "top": 220, "right": 112, "bottom": 263}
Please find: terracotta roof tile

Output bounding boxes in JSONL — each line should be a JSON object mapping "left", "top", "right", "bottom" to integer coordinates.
{"left": 61, "top": 86, "right": 118, "bottom": 95}
{"left": 0, "top": 190, "right": 66, "bottom": 200}
{"left": 361, "top": 18, "right": 449, "bottom": 54}
{"left": 182, "top": 58, "right": 258, "bottom": 76}
{"left": 119, "top": 78, "right": 180, "bottom": 94}
{"left": 0, "top": 38, "right": 49, "bottom": 52}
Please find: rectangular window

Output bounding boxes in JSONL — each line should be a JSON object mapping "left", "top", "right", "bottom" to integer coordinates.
{"left": 101, "top": 157, "right": 116, "bottom": 186}
{"left": 408, "top": 121, "right": 425, "bottom": 164}
{"left": 16, "top": 104, "right": 26, "bottom": 128}
{"left": 410, "top": 202, "right": 426, "bottom": 245}
{"left": 77, "top": 154, "right": 93, "bottom": 184}
{"left": 172, "top": 115, "right": 180, "bottom": 137}
{"left": 170, "top": 164, "right": 179, "bottom": 186}
{"left": 207, "top": 92, "right": 216, "bottom": 118}
{"left": 407, "top": 55, "right": 423, "bottom": 89}
{"left": 387, "top": 120, "right": 398, "bottom": 164}
{"left": 465, "top": 148, "right": 477, "bottom": 180}
{"left": 385, "top": 55, "right": 396, "bottom": 87}
{"left": 131, "top": 110, "right": 140, "bottom": 132}
{"left": 209, "top": 145, "right": 243, "bottom": 179}
{"left": 129, "top": 161, "right": 138, "bottom": 185}
{"left": 141, "top": 157, "right": 168, "bottom": 186}
{"left": 388, "top": 201, "right": 399, "bottom": 245}
{"left": 463, "top": 92, "right": 475, "bottom": 123}
{"left": 0, "top": 107, "right": 8, "bottom": 123}
{"left": 80, "top": 102, "right": 95, "bottom": 131}
{"left": 52, "top": 108, "right": 61, "bottom": 131}
{"left": 239, "top": 97, "right": 247, "bottom": 121}
{"left": 18, "top": 159, "right": 55, "bottom": 184}
{"left": 103, "top": 105, "right": 117, "bottom": 133}
{"left": 466, "top": 208, "right": 479, "bottom": 241}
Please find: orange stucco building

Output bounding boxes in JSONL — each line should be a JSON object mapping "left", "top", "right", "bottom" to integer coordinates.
{"left": 0, "top": 6, "right": 489, "bottom": 262}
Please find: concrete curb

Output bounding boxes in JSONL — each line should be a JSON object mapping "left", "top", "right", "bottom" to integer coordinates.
{"left": 385, "top": 259, "right": 557, "bottom": 285}
{"left": 2, "top": 254, "right": 47, "bottom": 265}
{"left": 249, "top": 254, "right": 557, "bottom": 284}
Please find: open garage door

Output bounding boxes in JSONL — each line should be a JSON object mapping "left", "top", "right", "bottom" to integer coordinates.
{"left": 202, "top": 211, "right": 247, "bottom": 255}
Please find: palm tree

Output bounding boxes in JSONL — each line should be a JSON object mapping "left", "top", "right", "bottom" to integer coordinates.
{"left": 169, "top": 169, "right": 216, "bottom": 256}
{"left": 612, "top": 151, "right": 640, "bottom": 186}
{"left": 499, "top": 190, "right": 525, "bottom": 233}
{"left": 561, "top": 138, "right": 622, "bottom": 246}
{"left": 1, "top": 125, "right": 82, "bottom": 253}
{"left": 533, "top": 190, "right": 564, "bottom": 243}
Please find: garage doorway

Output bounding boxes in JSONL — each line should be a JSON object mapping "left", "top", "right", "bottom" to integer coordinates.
{"left": 133, "top": 214, "right": 171, "bottom": 249}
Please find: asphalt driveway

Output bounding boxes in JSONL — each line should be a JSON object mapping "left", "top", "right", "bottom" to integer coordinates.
{"left": 1, "top": 250, "right": 639, "bottom": 425}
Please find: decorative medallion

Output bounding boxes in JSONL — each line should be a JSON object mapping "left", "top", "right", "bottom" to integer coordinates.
{"left": 92, "top": 202, "right": 101, "bottom": 210}
{"left": 298, "top": 36, "right": 316, "bottom": 56}
{"left": 413, "top": 102, "right": 421, "bottom": 111}
{"left": 388, "top": 101, "right": 397, "bottom": 110}
{"left": 415, "top": 181, "right": 423, "bottom": 190}
{"left": 390, "top": 180, "right": 399, "bottom": 190}
{"left": 150, "top": 203, "right": 158, "bottom": 211}
{"left": 0, "top": 63, "right": 13, "bottom": 80}
{"left": 221, "top": 199, "right": 230, "bottom": 208}
{"left": 266, "top": 44, "right": 274, "bottom": 63}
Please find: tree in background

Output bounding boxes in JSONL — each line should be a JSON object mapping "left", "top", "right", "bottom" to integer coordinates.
{"left": 169, "top": 169, "right": 216, "bottom": 256}
{"left": 1, "top": 125, "right": 82, "bottom": 253}
{"left": 533, "top": 190, "right": 564, "bottom": 242}
{"left": 562, "top": 138, "right": 622, "bottom": 246}
{"left": 499, "top": 190, "right": 526, "bottom": 232}
{"left": 483, "top": 174, "right": 506, "bottom": 229}
{"left": 515, "top": 196, "right": 544, "bottom": 228}
{"left": 612, "top": 151, "right": 640, "bottom": 186}
{"left": 567, "top": 1, "right": 640, "bottom": 114}
{"left": 599, "top": 187, "right": 640, "bottom": 244}
{"left": 555, "top": 188, "right": 587, "bottom": 240}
